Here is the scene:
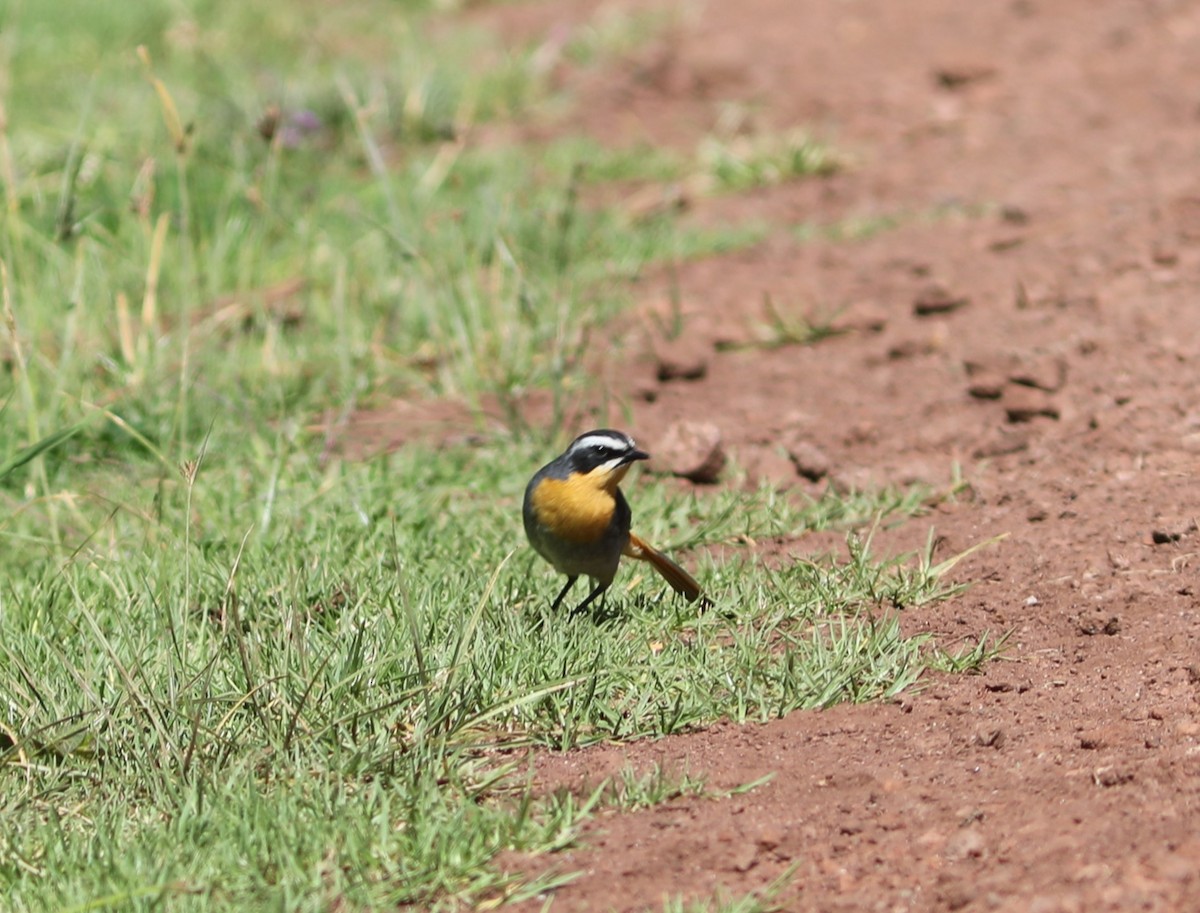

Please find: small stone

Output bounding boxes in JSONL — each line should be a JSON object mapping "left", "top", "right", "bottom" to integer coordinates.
{"left": 755, "top": 825, "right": 785, "bottom": 852}
{"left": 654, "top": 341, "right": 709, "bottom": 383}
{"left": 1150, "top": 519, "right": 1196, "bottom": 544}
{"left": 785, "top": 437, "right": 832, "bottom": 482}
{"left": 831, "top": 301, "right": 888, "bottom": 334}
{"left": 974, "top": 729, "right": 1006, "bottom": 748}
{"left": 1001, "top": 205, "right": 1031, "bottom": 225}
{"left": 934, "top": 61, "right": 998, "bottom": 89}
{"left": 1004, "top": 386, "right": 1060, "bottom": 422}
{"left": 964, "top": 358, "right": 1008, "bottom": 399}
{"left": 1077, "top": 615, "right": 1120, "bottom": 636}
{"left": 913, "top": 284, "right": 970, "bottom": 316}
{"left": 1009, "top": 354, "right": 1068, "bottom": 392}
{"left": 743, "top": 447, "right": 798, "bottom": 488}
{"left": 1093, "top": 766, "right": 1133, "bottom": 787}
{"left": 654, "top": 421, "right": 725, "bottom": 484}
{"left": 966, "top": 371, "right": 1006, "bottom": 400}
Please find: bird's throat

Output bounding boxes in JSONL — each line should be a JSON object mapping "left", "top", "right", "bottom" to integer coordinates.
{"left": 532, "top": 472, "right": 622, "bottom": 543}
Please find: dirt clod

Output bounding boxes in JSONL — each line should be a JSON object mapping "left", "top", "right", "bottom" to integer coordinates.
{"left": 1093, "top": 767, "right": 1134, "bottom": 788}
{"left": 831, "top": 302, "right": 889, "bottom": 334}
{"left": 1077, "top": 615, "right": 1121, "bottom": 637}
{"left": 934, "top": 61, "right": 998, "bottom": 89}
{"left": 785, "top": 437, "right": 832, "bottom": 482}
{"left": 1009, "top": 354, "right": 1068, "bottom": 392}
{"left": 1150, "top": 519, "right": 1197, "bottom": 544}
{"left": 1004, "top": 386, "right": 1060, "bottom": 422}
{"left": 654, "top": 340, "right": 709, "bottom": 383}
{"left": 975, "top": 729, "right": 1006, "bottom": 748}
{"left": 967, "top": 370, "right": 1007, "bottom": 400}
{"left": 913, "top": 284, "right": 970, "bottom": 317}
{"left": 653, "top": 420, "right": 725, "bottom": 484}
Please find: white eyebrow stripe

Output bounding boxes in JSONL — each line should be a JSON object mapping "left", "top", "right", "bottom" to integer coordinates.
{"left": 569, "top": 433, "right": 632, "bottom": 454}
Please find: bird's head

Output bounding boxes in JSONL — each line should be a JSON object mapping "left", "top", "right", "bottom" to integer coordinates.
{"left": 561, "top": 429, "right": 649, "bottom": 488}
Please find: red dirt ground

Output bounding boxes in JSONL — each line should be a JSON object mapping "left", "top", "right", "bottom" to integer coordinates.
{"left": 381, "top": 1, "right": 1200, "bottom": 909}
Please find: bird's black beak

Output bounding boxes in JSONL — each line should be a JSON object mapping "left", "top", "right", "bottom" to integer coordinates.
{"left": 625, "top": 448, "right": 650, "bottom": 465}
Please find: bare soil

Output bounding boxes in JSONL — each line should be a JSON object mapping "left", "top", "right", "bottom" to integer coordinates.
{"left": 374, "top": 1, "right": 1200, "bottom": 909}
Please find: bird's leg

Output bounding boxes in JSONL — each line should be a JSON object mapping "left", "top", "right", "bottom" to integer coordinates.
{"left": 550, "top": 575, "right": 579, "bottom": 612}
{"left": 570, "top": 579, "right": 609, "bottom": 616}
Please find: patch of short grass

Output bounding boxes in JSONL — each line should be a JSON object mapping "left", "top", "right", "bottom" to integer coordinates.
{"left": 544, "top": 136, "right": 688, "bottom": 185}
{"left": 698, "top": 128, "right": 839, "bottom": 193}
{"left": 1, "top": 437, "right": 986, "bottom": 909}
{"left": 598, "top": 762, "right": 710, "bottom": 811}
{"left": 572, "top": 762, "right": 773, "bottom": 817}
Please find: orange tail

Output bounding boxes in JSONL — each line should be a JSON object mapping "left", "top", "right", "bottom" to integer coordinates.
{"left": 625, "top": 532, "right": 709, "bottom": 606}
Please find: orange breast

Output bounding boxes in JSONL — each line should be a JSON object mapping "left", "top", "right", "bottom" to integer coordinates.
{"left": 530, "top": 473, "right": 619, "bottom": 543}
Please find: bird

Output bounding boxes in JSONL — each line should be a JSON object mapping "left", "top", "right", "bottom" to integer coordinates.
{"left": 523, "top": 428, "right": 707, "bottom": 614}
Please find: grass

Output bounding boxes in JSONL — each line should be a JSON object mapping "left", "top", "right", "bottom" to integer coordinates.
{"left": 595, "top": 762, "right": 711, "bottom": 812}
{"left": 0, "top": 442, "right": 985, "bottom": 910}
{"left": 0, "top": 1, "right": 996, "bottom": 910}
{"left": 698, "top": 127, "right": 839, "bottom": 193}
